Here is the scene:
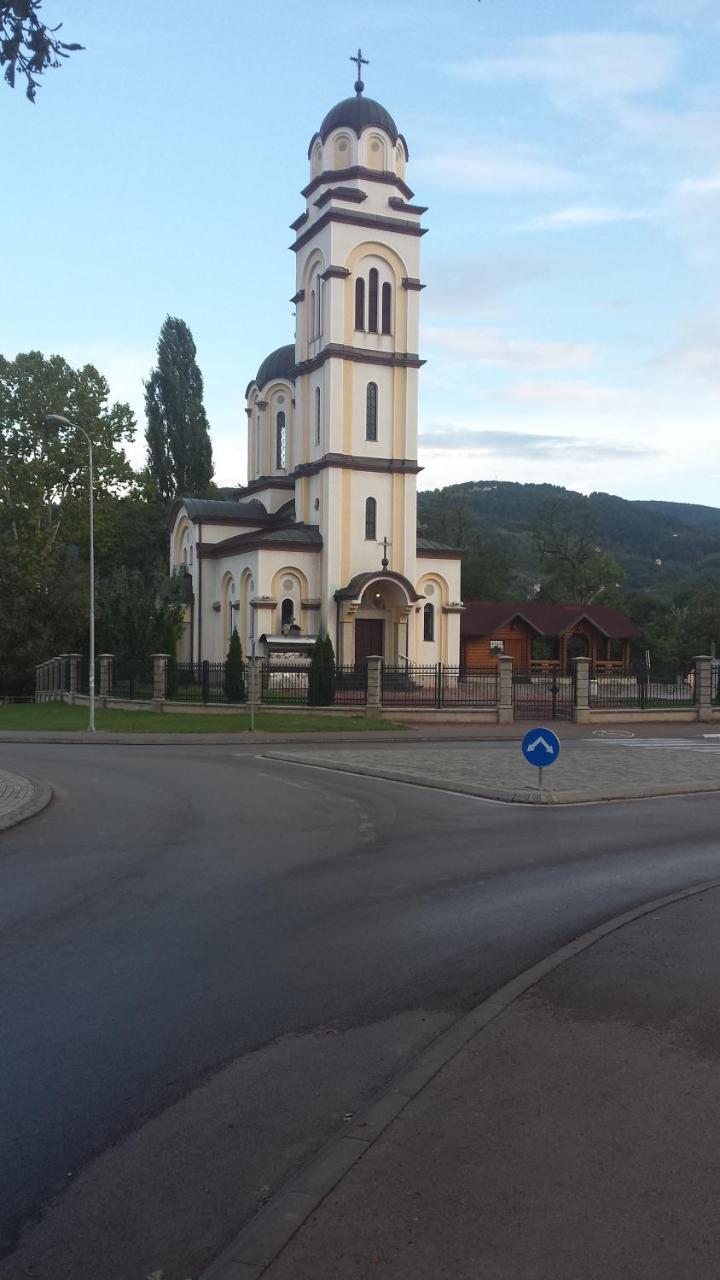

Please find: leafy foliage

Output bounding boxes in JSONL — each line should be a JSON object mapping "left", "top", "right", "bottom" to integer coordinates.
{"left": 95, "top": 567, "right": 183, "bottom": 663}
{"left": 224, "top": 627, "right": 246, "bottom": 702}
{"left": 1, "top": 0, "right": 82, "bottom": 101}
{"left": 532, "top": 503, "right": 624, "bottom": 604}
{"left": 308, "top": 633, "right": 336, "bottom": 706}
{"left": 145, "top": 317, "right": 214, "bottom": 500}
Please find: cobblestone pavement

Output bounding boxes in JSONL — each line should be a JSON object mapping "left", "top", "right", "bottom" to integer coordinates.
{"left": 266, "top": 736, "right": 720, "bottom": 803}
{"left": 0, "top": 768, "right": 52, "bottom": 831}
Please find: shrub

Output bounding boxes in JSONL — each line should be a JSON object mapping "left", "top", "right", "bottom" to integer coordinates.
{"left": 224, "top": 628, "right": 246, "bottom": 702}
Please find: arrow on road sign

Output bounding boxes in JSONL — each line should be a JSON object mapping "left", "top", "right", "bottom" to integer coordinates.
{"left": 525, "top": 735, "right": 555, "bottom": 755}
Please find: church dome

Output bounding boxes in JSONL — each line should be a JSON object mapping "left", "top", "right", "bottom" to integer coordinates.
{"left": 318, "top": 95, "right": 399, "bottom": 146}
{"left": 255, "top": 343, "right": 296, "bottom": 389}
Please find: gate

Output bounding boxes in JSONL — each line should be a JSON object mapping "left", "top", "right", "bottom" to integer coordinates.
{"left": 512, "top": 666, "right": 574, "bottom": 721}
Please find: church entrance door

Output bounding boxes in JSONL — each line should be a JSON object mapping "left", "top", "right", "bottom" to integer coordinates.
{"left": 355, "top": 619, "right": 384, "bottom": 668}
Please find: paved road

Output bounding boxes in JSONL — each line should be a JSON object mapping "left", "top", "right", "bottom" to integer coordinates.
{"left": 1, "top": 740, "right": 720, "bottom": 1280}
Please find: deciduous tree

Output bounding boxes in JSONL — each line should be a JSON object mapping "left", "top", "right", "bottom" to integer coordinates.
{"left": 1, "top": 1, "right": 82, "bottom": 101}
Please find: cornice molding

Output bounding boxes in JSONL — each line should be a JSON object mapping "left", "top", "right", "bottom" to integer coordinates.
{"left": 291, "top": 207, "right": 427, "bottom": 253}
{"left": 314, "top": 186, "right": 368, "bottom": 209}
{"left": 320, "top": 265, "right": 351, "bottom": 281}
{"left": 301, "top": 165, "right": 414, "bottom": 201}
{"left": 388, "top": 196, "right": 428, "bottom": 215}
{"left": 295, "top": 343, "right": 425, "bottom": 376}
{"left": 291, "top": 453, "right": 422, "bottom": 479}
{"left": 402, "top": 277, "right": 426, "bottom": 291}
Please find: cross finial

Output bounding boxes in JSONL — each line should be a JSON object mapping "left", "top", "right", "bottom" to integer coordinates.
{"left": 378, "top": 535, "right": 391, "bottom": 570}
{"left": 350, "top": 47, "right": 369, "bottom": 96}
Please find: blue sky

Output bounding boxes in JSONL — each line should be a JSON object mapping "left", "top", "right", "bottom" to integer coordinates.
{"left": 2, "top": 0, "right": 719, "bottom": 503}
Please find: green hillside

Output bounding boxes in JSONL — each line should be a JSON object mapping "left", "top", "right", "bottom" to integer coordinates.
{"left": 417, "top": 481, "right": 720, "bottom": 598}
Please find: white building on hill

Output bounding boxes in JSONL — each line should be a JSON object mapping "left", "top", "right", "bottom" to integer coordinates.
{"left": 169, "top": 62, "right": 462, "bottom": 667}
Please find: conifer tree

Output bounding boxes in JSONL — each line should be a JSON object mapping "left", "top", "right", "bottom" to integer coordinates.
{"left": 309, "top": 632, "right": 336, "bottom": 706}
{"left": 224, "top": 627, "right": 246, "bottom": 702}
{"left": 145, "top": 316, "right": 213, "bottom": 499}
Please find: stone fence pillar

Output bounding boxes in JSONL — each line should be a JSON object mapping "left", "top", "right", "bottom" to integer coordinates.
{"left": 366, "top": 655, "right": 383, "bottom": 716}
{"left": 98, "top": 654, "right": 114, "bottom": 700}
{"left": 246, "top": 656, "right": 263, "bottom": 709}
{"left": 67, "top": 654, "right": 81, "bottom": 697}
{"left": 497, "top": 655, "right": 513, "bottom": 724}
{"left": 694, "top": 655, "right": 713, "bottom": 722}
{"left": 152, "top": 653, "right": 169, "bottom": 707}
{"left": 573, "top": 656, "right": 591, "bottom": 724}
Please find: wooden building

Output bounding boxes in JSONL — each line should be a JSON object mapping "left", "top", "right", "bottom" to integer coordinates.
{"left": 461, "top": 603, "right": 642, "bottom": 672}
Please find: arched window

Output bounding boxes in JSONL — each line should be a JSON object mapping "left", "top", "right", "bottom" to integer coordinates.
{"left": 368, "top": 268, "right": 379, "bottom": 333}
{"left": 310, "top": 289, "right": 316, "bottom": 340}
{"left": 355, "top": 277, "right": 365, "bottom": 331}
{"left": 281, "top": 598, "right": 294, "bottom": 630}
{"left": 381, "top": 282, "right": 392, "bottom": 335}
{"left": 365, "top": 496, "right": 377, "bottom": 541}
{"left": 256, "top": 414, "right": 262, "bottom": 473}
{"left": 424, "top": 603, "right": 435, "bottom": 642}
{"left": 366, "top": 382, "right": 378, "bottom": 441}
{"left": 315, "top": 274, "right": 322, "bottom": 337}
{"left": 315, "top": 386, "right": 321, "bottom": 445}
{"left": 276, "top": 411, "right": 286, "bottom": 469}
{"left": 320, "top": 280, "right": 325, "bottom": 336}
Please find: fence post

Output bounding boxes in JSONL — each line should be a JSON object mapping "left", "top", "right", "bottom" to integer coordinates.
{"left": 694, "top": 655, "right": 712, "bottom": 722}
{"left": 573, "top": 656, "right": 591, "bottom": 724}
{"left": 497, "top": 655, "right": 513, "bottom": 724}
{"left": 152, "top": 653, "right": 169, "bottom": 710}
{"left": 366, "top": 655, "right": 383, "bottom": 717}
{"left": 98, "top": 654, "right": 114, "bottom": 701}
{"left": 67, "top": 653, "right": 81, "bottom": 703}
{"left": 246, "top": 656, "right": 263, "bottom": 711}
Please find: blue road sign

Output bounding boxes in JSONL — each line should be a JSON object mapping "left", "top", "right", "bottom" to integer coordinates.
{"left": 521, "top": 727, "right": 561, "bottom": 768}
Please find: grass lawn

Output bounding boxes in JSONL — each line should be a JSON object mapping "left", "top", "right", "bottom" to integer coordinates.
{"left": 0, "top": 702, "right": 401, "bottom": 733}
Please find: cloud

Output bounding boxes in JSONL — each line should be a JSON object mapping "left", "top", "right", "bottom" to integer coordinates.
{"left": 678, "top": 172, "right": 720, "bottom": 196}
{"left": 423, "top": 326, "right": 596, "bottom": 372}
{"left": 654, "top": 344, "right": 720, "bottom": 380}
{"left": 450, "top": 34, "right": 677, "bottom": 102}
{"left": 414, "top": 140, "right": 574, "bottom": 192}
{"left": 423, "top": 252, "right": 548, "bottom": 314}
{"left": 419, "top": 427, "right": 654, "bottom": 460}
{"left": 525, "top": 204, "right": 655, "bottom": 230}
{"left": 635, "top": 0, "right": 717, "bottom": 22}
{"left": 503, "top": 382, "right": 628, "bottom": 405}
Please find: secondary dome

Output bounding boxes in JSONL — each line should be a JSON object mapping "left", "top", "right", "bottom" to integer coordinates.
{"left": 255, "top": 344, "right": 296, "bottom": 389}
{"left": 318, "top": 95, "right": 399, "bottom": 146}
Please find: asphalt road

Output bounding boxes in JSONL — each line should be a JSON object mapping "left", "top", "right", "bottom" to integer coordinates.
{"left": 2, "top": 740, "right": 720, "bottom": 1280}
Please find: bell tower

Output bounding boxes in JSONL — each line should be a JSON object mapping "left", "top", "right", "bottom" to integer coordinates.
{"left": 291, "top": 57, "right": 428, "bottom": 661}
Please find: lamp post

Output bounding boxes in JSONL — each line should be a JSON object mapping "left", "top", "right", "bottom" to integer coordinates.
{"left": 46, "top": 414, "right": 95, "bottom": 732}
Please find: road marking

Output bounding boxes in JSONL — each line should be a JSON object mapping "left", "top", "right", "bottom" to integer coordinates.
{"left": 589, "top": 738, "right": 720, "bottom": 753}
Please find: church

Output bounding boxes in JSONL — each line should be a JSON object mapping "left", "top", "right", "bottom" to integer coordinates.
{"left": 169, "top": 60, "right": 463, "bottom": 669}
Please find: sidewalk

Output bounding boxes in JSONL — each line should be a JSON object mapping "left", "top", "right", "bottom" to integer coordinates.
{"left": 0, "top": 768, "right": 52, "bottom": 832}
{"left": 206, "top": 881, "right": 720, "bottom": 1279}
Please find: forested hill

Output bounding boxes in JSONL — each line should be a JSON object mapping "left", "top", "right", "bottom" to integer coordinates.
{"left": 416, "top": 481, "right": 720, "bottom": 597}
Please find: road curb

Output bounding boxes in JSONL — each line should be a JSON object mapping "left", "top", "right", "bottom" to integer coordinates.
{"left": 0, "top": 773, "right": 53, "bottom": 833}
{"left": 262, "top": 750, "right": 720, "bottom": 805}
{"left": 200, "top": 876, "right": 720, "bottom": 1278}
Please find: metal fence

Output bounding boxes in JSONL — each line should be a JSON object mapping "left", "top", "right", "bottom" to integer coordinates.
{"left": 589, "top": 668, "right": 695, "bottom": 709}
{"left": 382, "top": 663, "right": 498, "bottom": 707}
{"left": 110, "top": 658, "right": 154, "bottom": 701}
{"left": 512, "top": 667, "right": 574, "bottom": 721}
{"left": 261, "top": 663, "right": 367, "bottom": 706}
{"left": 168, "top": 661, "right": 235, "bottom": 703}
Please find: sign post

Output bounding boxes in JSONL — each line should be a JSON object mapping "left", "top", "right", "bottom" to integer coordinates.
{"left": 521, "top": 727, "right": 561, "bottom": 793}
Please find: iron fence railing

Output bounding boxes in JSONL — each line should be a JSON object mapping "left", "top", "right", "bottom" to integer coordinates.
{"left": 260, "top": 664, "right": 368, "bottom": 706}
{"left": 168, "top": 661, "right": 238, "bottom": 703}
{"left": 589, "top": 668, "right": 695, "bottom": 708}
{"left": 382, "top": 663, "right": 498, "bottom": 707}
{"left": 512, "top": 666, "right": 575, "bottom": 721}
{"left": 110, "top": 658, "right": 154, "bottom": 701}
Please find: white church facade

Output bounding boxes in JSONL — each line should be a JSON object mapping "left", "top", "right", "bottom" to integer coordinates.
{"left": 169, "top": 65, "right": 463, "bottom": 668}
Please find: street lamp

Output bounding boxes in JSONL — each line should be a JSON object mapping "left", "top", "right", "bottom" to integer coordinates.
{"left": 45, "top": 414, "right": 95, "bottom": 732}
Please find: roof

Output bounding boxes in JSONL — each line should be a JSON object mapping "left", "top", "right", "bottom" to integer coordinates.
{"left": 417, "top": 536, "right": 463, "bottom": 556}
{"left": 253, "top": 344, "right": 296, "bottom": 391}
{"left": 318, "top": 94, "right": 399, "bottom": 147}
{"left": 461, "top": 602, "right": 642, "bottom": 640}
{"left": 170, "top": 497, "right": 268, "bottom": 528}
{"left": 198, "top": 523, "right": 323, "bottom": 558}
{"left": 334, "top": 569, "right": 421, "bottom": 604}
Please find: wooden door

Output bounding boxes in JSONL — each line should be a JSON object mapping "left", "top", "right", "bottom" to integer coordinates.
{"left": 355, "top": 619, "right": 384, "bottom": 667}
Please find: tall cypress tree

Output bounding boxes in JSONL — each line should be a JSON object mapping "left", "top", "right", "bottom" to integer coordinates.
{"left": 144, "top": 316, "right": 214, "bottom": 499}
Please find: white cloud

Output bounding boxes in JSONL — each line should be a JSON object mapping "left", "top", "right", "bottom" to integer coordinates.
{"left": 503, "top": 381, "right": 628, "bottom": 405}
{"left": 451, "top": 34, "right": 677, "bottom": 102}
{"left": 678, "top": 172, "right": 720, "bottom": 196}
{"left": 419, "top": 426, "right": 652, "bottom": 460}
{"left": 423, "top": 326, "right": 596, "bottom": 372}
{"left": 635, "top": 0, "right": 717, "bottom": 22}
{"left": 526, "top": 204, "right": 655, "bottom": 230}
{"left": 423, "top": 252, "right": 548, "bottom": 314}
{"left": 414, "top": 140, "right": 573, "bottom": 192}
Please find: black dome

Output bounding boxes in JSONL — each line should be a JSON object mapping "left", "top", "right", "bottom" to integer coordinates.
{"left": 318, "top": 95, "right": 399, "bottom": 146}
{"left": 255, "top": 344, "right": 296, "bottom": 389}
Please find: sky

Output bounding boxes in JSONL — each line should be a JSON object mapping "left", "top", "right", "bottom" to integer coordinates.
{"left": 2, "top": 0, "right": 719, "bottom": 505}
